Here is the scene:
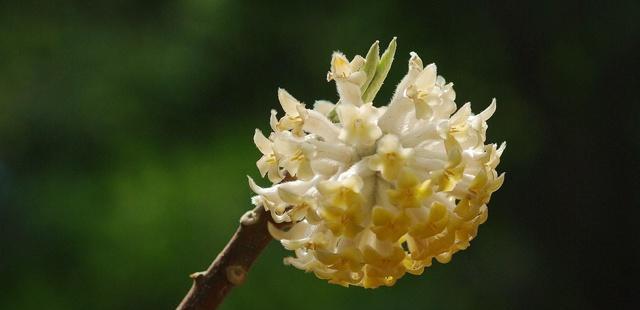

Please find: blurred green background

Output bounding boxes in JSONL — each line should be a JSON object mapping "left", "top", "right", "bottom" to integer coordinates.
{"left": 1, "top": 0, "right": 637, "bottom": 309}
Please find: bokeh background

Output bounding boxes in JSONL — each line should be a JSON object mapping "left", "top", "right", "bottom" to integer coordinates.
{"left": 1, "top": 1, "right": 638, "bottom": 309}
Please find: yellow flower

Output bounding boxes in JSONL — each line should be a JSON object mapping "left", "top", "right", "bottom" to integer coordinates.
{"left": 362, "top": 245, "right": 406, "bottom": 288}
{"left": 315, "top": 245, "right": 364, "bottom": 273}
{"left": 313, "top": 242, "right": 365, "bottom": 287}
{"left": 407, "top": 229, "right": 456, "bottom": 262}
{"left": 317, "top": 176, "right": 366, "bottom": 238}
{"left": 402, "top": 256, "right": 431, "bottom": 275}
{"left": 321, "top": 204, "right": 365, "bottom": 238}
{"left": 370, "top": 206, "right": 410, "bottom": 242}
{"left": 368, "top": 134, "right": 413, "bottom": 181}
{"left": 431, "top": 135, "right": 464, "bottom": 191}
{"left": 317, "top": 176, "right": 364, "bottom": 209}
{"left": 409, "top": 201, "right": 449, "bottom": 239}
{"left": 388, "top": 172, "right": 433, "bottom": 209}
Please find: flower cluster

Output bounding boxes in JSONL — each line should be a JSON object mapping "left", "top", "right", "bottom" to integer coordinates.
{"left": 249, "top": 38, "right": 505, "bottom": 288}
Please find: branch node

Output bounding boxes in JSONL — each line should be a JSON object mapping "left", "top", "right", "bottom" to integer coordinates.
{"left": 240, "top": 208, "right": 260, "bottom": 226}
{"left": 189, "top": 271, "right": 206, "bottom": 280}
{"left": 225, "top": 265, "right": 246, "bottom": 286}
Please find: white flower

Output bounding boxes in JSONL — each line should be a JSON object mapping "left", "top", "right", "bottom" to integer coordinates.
{"left": 327, "top": 52, "right": 366, "bottom": 106}
{"left": 337, "top": 103, "right": 383, "bottom": 147}
{"left": 273, "top": 133, "right": 316, "bottom": 181}
{"left": 405, "top": 63, "right": 456, "bottom": 120}
{"left": 271, "top": 88, "right": 308, "bottom": 136}
{"left": 250, "top": 39, "right": 506, "bottom": 288}
{"left": 254, "top": 129, "right": 283, "bottom": 183}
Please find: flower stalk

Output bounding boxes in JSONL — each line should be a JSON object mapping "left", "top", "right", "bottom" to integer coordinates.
{"left": 177, "top": 205, "right": 278, "bottom": 310}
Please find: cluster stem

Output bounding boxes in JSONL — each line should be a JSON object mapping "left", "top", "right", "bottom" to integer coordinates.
{"left": 177, "top": 206, "right": 275, "bottom": 310}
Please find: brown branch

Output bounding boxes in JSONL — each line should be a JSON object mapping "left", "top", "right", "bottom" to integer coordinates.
{"left": 177, "top": 205, "right": 279, "bottom": 310}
